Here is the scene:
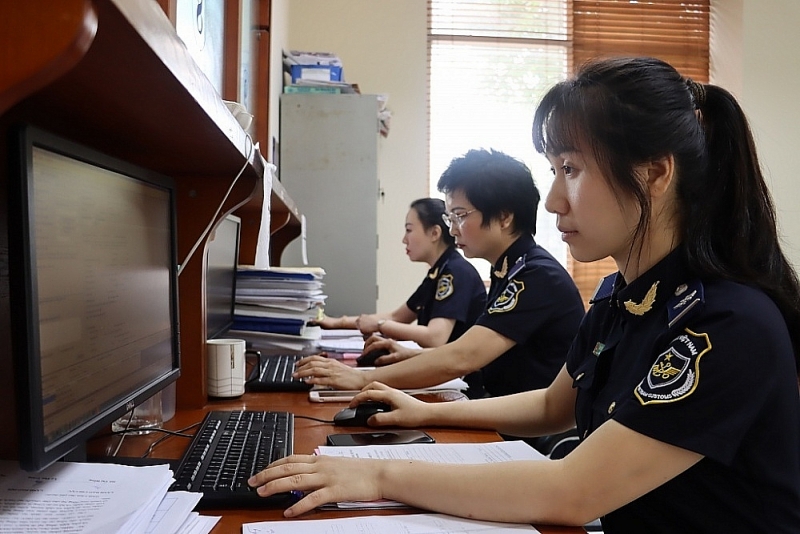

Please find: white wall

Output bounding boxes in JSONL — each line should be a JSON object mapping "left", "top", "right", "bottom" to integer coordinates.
{"left": 271, "top": 0, "right": 800, "bottom": 311}
{"left": 270, "top": 0, "right": 429, "bottom": 311}
{"left": 711, "top": 0, "right": 800, "bottom": 267}
{"left": 741, "top": 0, "right": 800, "bottom": 265}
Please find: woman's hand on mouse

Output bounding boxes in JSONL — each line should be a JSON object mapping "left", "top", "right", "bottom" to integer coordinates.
{"left": 362, "top": 336, "right": 420, "bottom": 365}
{"left": 249, "top": 454, "right": 388, "bottom": 517}
{"left": 352, "top": 382, "right": 433, "bottom": 428}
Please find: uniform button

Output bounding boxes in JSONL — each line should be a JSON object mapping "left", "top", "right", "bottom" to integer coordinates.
{"left": 608, "top": 401, "right": 616, "bottom": 414}
{"left": 575, "top": 372, "right": 585, "bottom": 381}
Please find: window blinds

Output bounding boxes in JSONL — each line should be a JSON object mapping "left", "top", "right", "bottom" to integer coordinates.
{"left": 428, "top": 0, "right": 709, "bottom": 306}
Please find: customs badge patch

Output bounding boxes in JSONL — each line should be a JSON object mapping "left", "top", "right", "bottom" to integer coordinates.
{"left": 635, "top": 329, "right": 711, "bottom": 405}
{"left": 488, "top": 279, "right": 525, "bottom": 313}
{"left": 435, "top": 274, "right": 454, "bottom": 301}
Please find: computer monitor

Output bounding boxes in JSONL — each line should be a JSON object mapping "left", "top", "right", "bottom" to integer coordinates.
{"left": 8, "top": 126, "right": 181, "bottom": 471}
{"left": 205, "top": 214, "right": 241, "bottom": 339}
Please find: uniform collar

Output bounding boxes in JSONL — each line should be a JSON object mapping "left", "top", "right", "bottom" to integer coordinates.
{"left": 427, "top": 246, "right": 458, "bottom": 279}
{"left": 491, "top": 234, "right": 535, "bottom": 281}
{"left": 612, "top": 247, "right": 689, "bottom": 322}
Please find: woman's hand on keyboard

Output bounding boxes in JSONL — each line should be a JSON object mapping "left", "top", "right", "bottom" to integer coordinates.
{"left": 293, "top": 355, "right": 369, "bottom": 390}
{"left": 249, "top": 455, "right": 385, "bottom": 517}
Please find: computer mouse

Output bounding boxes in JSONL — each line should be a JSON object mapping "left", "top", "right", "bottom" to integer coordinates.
{"left": 333, "top": 401, "right": 392, "bottom": 426}
{"left": 356, "top": 348, "right": 390, "bottom": 367}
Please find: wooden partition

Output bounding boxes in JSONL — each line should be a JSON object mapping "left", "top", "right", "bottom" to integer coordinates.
{"left": 0, "top": 0, "right": 302, "bottom": 460}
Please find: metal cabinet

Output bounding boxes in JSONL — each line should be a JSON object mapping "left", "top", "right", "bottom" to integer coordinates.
{"left": 279, "top": 93, "right": 379, "bottom": 316}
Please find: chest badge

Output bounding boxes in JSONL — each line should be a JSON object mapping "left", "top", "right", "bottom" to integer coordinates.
{"left": 624, "top": 281, "right": 659, "bottom": 316}
{"left": 635, "top": 329, "right": 711, "bottom": 405}
{"left": 493, "top": 257, "right": 508, "bottom": 279}
{"left": 488, "top": 279, "right": 525, "bottom": 313}
{"left": 435, "top": 274, "right": 454, "bottom": 301}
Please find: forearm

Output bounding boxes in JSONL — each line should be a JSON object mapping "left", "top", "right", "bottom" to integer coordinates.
{"left": 415, "top": 367, "right": 577, "bottom": 437}
{"left": 366, "top": 326, "right": 510, "bottom": 389}
{"left": 380, "top": 460, "right": 588, "bottom": 526}
{"left": 380, "top": 321, "right": 447, "bottom": 348}
{"left": 365, "top": 346, "right": 471, "bottom": 389}
{"left": 422, "top": 389, "right": 572, "bottom": 437}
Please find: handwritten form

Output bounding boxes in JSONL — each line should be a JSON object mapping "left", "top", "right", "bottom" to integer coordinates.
{"left": 243, "top": 512, "right": 541, "bottom": 534}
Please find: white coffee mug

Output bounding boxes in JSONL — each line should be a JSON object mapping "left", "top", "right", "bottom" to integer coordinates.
{"left": 207, "top": 338, "right": 246, "bottom": 397}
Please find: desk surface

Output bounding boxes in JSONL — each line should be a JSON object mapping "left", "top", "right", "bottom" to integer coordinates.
{"left": 97, "top": 390, "right": 584, "bottom": 533}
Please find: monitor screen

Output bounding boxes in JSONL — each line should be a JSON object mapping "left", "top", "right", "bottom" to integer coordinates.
{"left": 205, "top": 214, "right": 240, "bottom": 339}
{"left": 9, "top": 126, "right": 180, "bottom": 471}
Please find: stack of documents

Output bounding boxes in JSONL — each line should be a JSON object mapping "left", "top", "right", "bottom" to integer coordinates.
{"left": 230, "top": 266, "right": 326, "bottom": 352}
{"left": 0, "top": 460, "right": 219, "bottom": 533}
{"left": 316, "top": 331, "right": 422, "bottom": 356}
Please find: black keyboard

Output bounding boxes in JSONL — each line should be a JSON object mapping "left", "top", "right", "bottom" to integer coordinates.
{"left": 246, "top": 353, "right": 311, "bottom": 391}
{"left": 170, "top": 410, "right": 298, "bottom": 509}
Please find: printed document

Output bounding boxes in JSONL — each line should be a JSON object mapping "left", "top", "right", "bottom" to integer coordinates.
{"left": 243, "top": 512, "right": 540, "bottom": 533}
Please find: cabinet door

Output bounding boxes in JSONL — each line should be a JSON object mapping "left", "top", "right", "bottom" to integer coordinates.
{"left": 279, "top": 94, "right": 379, "bottom": 316}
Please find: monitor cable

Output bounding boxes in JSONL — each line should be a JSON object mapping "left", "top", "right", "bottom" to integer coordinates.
{"left": 177, "top": 132, "right": 254, "bottom": 277}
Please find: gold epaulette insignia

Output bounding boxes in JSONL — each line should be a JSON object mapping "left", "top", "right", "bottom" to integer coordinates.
{"left": 624, "top": 281, "right": 659, "bottom": 316}
{"left": 493, "top": 257, "right": 508, "bottom": 278}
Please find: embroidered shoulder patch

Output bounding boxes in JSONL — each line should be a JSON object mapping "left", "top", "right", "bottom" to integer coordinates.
{"left": 634, "top": 329, "right": 711, "bottom": 405}
{"left": 435, "top": 274, "right": 454, "bottom": 301}
{"left": 488, "top": 279, "right": 525, "bottom": 313}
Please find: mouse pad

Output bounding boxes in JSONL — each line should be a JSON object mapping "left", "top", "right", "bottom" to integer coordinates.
{"left": 326, "top": 430, "right": 435, "bottom": 446}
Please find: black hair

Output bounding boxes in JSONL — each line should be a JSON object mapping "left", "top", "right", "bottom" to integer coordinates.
{"left": 436, "top": 148, "right": 540, "bottom": 236}
{"left": 533, "top": 56, "right": 800, "bottom": 375}
{"left": 409, "top": 197, "right": 455, "bottom": 247}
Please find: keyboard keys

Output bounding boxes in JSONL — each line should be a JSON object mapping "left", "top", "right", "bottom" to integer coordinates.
{"left": 170, "top": 410, "right": 296, "bottom": 508}
{"left": 246, "top": 354, "right": 312, "bottom": 392}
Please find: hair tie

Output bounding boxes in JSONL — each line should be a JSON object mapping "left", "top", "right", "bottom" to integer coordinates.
{"left": 685, "top": 78, "right": 706, "bottom": 109}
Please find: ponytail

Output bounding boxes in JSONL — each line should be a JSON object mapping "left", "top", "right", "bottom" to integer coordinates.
{"left": 686, "top": 84, "right": 800, "bottom": 376}
{"left": 533, "top": 57, "right": 800, "bottom": 376}
{"left": 409, "top": 198, "right": 455, "bottom": 247}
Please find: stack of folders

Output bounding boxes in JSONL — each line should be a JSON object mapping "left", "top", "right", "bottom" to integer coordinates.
{"left": 229, "top": 266, "right": 327, "bottom": 352}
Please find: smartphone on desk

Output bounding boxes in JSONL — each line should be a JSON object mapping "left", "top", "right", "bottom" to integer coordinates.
{"left": 326, "top": 430, "right": 435, "bottom": 446}
{"left": 309, "top": 389, "right": 359, "bottom": 402}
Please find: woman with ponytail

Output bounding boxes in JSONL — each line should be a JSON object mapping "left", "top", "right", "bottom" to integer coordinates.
{"left": 315, "top": 198, "right": 486, "bottom": 352}
{"left": 249, "top": 57, "right": 800, "bottom": 533}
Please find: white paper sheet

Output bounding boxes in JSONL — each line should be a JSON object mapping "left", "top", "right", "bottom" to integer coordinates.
{"left": 243, "top": 512, "right": 540, "bottom": 534}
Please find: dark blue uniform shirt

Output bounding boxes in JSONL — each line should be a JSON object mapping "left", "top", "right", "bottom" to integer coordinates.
{"left": 567, "top": 247, "right": 800, "bottom": 533}
{"left": 406, "top": 247, "right": 487, "bottom": 395}
{"left": 406, "top": 246, "right": 486, "bottom": 343}
{"left": 475, "top": 234, "right": 584, "bottom": 397}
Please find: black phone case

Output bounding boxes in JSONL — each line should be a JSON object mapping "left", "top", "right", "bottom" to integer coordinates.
{"left": 326, "top": 430, "right": 435, "bottom": 446}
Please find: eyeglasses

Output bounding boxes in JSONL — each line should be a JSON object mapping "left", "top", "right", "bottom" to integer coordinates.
{"left": 441, "top": 209, "right": 477, "bottom": 228}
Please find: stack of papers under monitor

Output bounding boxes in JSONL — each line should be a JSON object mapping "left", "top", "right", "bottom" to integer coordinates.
{"left": 0, "top": 461, "right": 219, "bottom": 533}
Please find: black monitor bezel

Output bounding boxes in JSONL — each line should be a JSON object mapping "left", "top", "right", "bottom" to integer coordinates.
{"left": 8, "top": 125, "right": 181, "bottom": 471}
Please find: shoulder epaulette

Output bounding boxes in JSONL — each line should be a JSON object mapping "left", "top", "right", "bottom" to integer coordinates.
{"left": 589, "top": 273, "right": 619, "bottom": 304}
{"left": 507, "top": 254, "right": 526, "bottom": 279}
{"left": 667, "top": 279, "right": 704, "bottom": 328}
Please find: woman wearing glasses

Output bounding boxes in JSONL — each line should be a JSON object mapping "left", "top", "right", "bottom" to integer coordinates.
{"left": 315, "top": 197, "right": 486, "bottom": 355}
{"left": 293, "top": 149, "right": 585, "bottom": 414}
